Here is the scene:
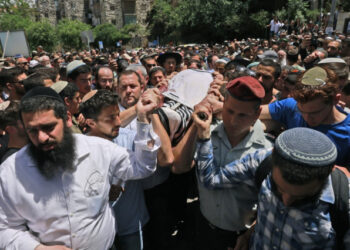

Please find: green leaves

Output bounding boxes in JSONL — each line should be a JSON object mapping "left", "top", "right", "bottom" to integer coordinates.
{"left": 57, "top": 19, "right": 91, "bottom": 50}
{"left": 26, "top": 20, "right": 57, "bottom": 52}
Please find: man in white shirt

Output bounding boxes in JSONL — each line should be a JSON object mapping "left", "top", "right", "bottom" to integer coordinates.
{"left": 0, "top": 86, "right": 160, "bottom": 250}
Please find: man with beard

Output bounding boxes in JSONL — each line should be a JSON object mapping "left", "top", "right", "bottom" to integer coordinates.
{"left": 0, "top": 86, "right": 160, "bottom": 250}
{"left": 1, "top": 67, "right": 27, "bottom": 101}
{"left": 255, "top": 58, "right": 281, "bottom": 104}
{"left": 95, "top": 66, "right": 114, "bottom": 91}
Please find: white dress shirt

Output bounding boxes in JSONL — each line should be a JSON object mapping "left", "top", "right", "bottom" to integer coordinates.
{"left": 0, "top": 122, "right": 159, "bottom": 250}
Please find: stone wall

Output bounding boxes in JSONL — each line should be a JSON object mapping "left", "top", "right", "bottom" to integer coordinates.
{"left": 35, "top": 0, "right": 152, "bottom": 28}
{"left": 101, "top": 0, "right": 124, "bottom": 29}
{"left": 36, "top": 0, "right": 57, "bottom": 24}
{"left": 136, "top": 0, "right": 152, "bottom": 25}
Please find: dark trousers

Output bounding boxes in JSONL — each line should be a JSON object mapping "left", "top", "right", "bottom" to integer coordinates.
{"left": 143, "top": 170, "right": 195, "bottom": 250}
{"left": 195, "top": 210, "right": 243, "bottom": 250}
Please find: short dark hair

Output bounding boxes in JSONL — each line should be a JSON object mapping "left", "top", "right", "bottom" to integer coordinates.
{"left": 149, "top": 66, "right": 166, "bottom": 79}
{"left": 67, "top": 64, "right": 91, "bottom": 81}
{"left": 59, "top": 82, "right": 79, "bottom": 100}
{"left": 22, "top": 73, "right": 47, "bottom": 92}
{"left": 272, "top": 149, "right": 333, "bottom": 185}
{"left": 0, "top": 67, "right": 25, "bottom": 86}
{"left": 0, "top": 101, "right": 20, "bottom": 130}
{"left": 20, "top": 96, "right": 67, "bottom": 121}
{"left": 117, "top": 70, "right": 142, "bottom": 86}
{"left": 34, "top": 67, "right": 59, "bottom": 82}
{"left": 259, "top": 58, "right": 281, "bottom": 80}
{"left": 79, "top": 89, "right": 119, "bottom": 120}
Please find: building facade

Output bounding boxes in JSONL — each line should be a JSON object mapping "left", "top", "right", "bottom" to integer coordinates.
{"left": 34, "top": 0, "right": 153, "bottom": 28}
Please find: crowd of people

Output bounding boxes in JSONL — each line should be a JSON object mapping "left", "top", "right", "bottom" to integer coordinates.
{"left": 0, "top": 29, "right": 349, "bottom": 250}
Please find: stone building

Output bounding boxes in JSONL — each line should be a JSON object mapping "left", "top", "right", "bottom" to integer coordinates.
{"left": 34, "top": 0, "right": 153, "bottom": 28}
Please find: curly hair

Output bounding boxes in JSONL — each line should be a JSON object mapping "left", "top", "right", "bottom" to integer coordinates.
{"left": 292, "top": 67, "right": 338, "bottom": 104}
{"left": 79, "top": 89, "right": 119, "bottom": 120}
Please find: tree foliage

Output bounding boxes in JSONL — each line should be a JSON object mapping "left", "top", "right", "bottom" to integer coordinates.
{"left": 26, "top": 20, "right": 57, "bottom": 52}
{"left": 57, "top": 19, "right": 91, "bottom": 50}
{"left": 92, "top": 23, "right": 145, "bottom": 48}
{"left": 0, "top": 13, "right": 32, "bottom": 31}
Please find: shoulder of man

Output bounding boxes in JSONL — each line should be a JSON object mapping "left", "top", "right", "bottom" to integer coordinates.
{"left": 330, "top": 166, "right": 349, "bottom": 249}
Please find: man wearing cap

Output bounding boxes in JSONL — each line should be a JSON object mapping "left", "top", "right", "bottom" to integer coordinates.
{"left": 0, "top": 86, "right": 160, "bottom": 250}
{"left": 177, "top": 76, "right": 273, "bottom": 250}
{"left": 156, "top": 52, "right": 182, "bottom": 79}
{"left": 318, "top": 58, "right": 349, "bottom": 91}
{"left": 194, "top": 127, "right": 350, "bottom": 249}
{"left": 66, "top": 60, "right": 92, "bottom": 98}
{"left": 214, "top": 59, "right": 227, "bottom": 75}
{"left": 261, "top": 66, "right": 350, "bottom": 168}
{"left": 51, "top": 81, "right": 82, "bottom": 133}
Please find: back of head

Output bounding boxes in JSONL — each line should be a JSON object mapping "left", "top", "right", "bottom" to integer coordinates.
{"left": 0, "top": 101, "right": 20, "bottom": 130}
{"left": 23, "top": 73, "right": 48, "bottom": 92}
{"left": 293, "top": 66, "right": 338, "bottom": 104}
{"left": 273, "top": 127, "right": 337, "bottom": 185}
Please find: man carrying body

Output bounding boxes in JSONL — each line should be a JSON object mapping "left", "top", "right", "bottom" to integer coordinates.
{"left": 194, "top": 126, "right": 350, "bottom": 249}
{"left": 175, "top": 76, "right": 273, "bottom": 249}
{"left": 260, "top": 66, "right": 350, "bottom": 168}
{"left": 0, "top": 86, "right": 160, "bottom": 249}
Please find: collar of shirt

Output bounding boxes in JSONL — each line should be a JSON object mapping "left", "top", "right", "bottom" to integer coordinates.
{"left": 212, "top": 120, "right": 268, "bottom": 150}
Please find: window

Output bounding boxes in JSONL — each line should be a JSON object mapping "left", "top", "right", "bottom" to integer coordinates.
{"left": 110, "top": 4, "right": 115, "bottom": 10}
{"left": 122, "top": 0, "right": 136, "bottom": 14}
{"left": 112, "top": 19, "right": 116, "bottom": 25}
{"left": 124, "top": 14, "right": 136, "bottom": 25}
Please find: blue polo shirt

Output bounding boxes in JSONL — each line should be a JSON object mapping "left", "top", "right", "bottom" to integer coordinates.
{"left": 269, "top": 98, "right": 350, "bottom": 167}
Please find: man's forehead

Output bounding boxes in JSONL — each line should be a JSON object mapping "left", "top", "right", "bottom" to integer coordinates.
{"left": 22, "top": 109, "right": 60, "bottom": 124}
{"left": 257, "top": 64, "right": 275, "bottom": 73}
{"left": 119, "top": 74, "right": 140, "bottom": 85}
{"left": 98, "top": 68, "right": 113, "bottom": 77}
{"left": 99, "top": 104, "right": 119, "bottom": 116}
{"left": 77, "top": 72, "right": 91, "bottom": 78}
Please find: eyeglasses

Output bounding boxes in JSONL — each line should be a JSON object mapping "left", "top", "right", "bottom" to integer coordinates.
{"left": 146, "top": 64, "right": 156, "bottom": 68}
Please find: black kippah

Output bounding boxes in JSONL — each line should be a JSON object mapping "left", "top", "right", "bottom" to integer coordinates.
{"left": 21, "top": 86, "right": 64, "bottom": 104}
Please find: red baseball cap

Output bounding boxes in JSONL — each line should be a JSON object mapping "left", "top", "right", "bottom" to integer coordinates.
{"left": 226, "top": 76, "right": 265, "bottom": 100}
